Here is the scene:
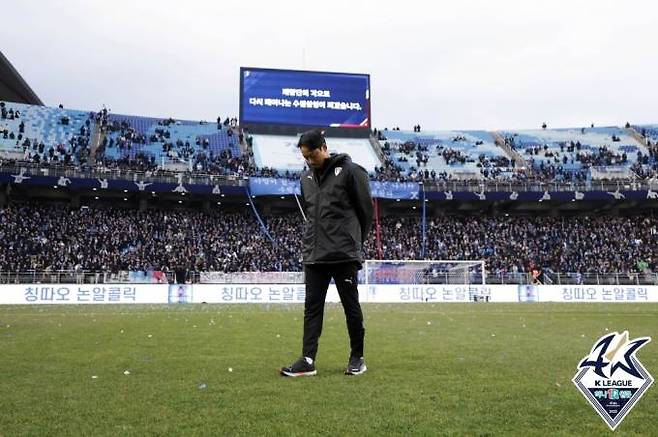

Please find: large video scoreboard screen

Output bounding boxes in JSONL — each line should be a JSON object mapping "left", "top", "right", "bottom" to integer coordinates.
{"left": 240, "top": 67, "right": 370, "bottom": 128}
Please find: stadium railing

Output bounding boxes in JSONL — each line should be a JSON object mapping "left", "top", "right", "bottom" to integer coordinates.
{"left": 2, "top": 159, "right": 656, "bottom": 192}
{"left": 422, "top": 178, "right": 658, "bottom": 193}
{"left": 198, "top": 271, "right": 303, "bottom": 283}
{"left": 0, "top": 160, "right": 248, "bottom": 187}
{"left": 1, "top": 270, "right": 656, "bottom": 286}
{"left": 0, "top": 271, "right": 175, "bottom": 285}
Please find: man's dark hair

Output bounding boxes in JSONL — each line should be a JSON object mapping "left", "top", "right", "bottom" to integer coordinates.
{"left": 297, "top": 129, "right": 326, "bottom": 150}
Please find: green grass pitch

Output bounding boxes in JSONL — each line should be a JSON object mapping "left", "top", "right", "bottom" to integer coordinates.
{"left": 1, "top": 303, "right": 656, "bottom": 436}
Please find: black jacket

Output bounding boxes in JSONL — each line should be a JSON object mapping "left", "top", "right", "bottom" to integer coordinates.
{"left": 300, "top": 153, "right": 374, "bottom": 267}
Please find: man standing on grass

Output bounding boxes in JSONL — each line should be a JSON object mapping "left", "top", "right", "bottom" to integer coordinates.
{"left": 280, "top": 129, "right": 373, "bottom": 377}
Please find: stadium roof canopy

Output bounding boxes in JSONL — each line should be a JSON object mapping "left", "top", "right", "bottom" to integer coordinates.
{"left": 0, "top": 50, "right": 42, "bottom": 105}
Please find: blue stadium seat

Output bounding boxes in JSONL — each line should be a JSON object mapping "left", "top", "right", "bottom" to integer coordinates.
{"left": 380, "top": 129, "right": 514, "bottom": 179}
{"left": 500, "top": 126, "right": 648, "bottom": 180}
{"left": 0, "top": 101, "right": 94, "bottom": 164}
{"left": 101, "top": 113, "right": 239, "bottom": 167}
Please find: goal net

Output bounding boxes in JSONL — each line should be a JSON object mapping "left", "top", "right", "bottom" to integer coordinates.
{"left": 363, "top": 260, "right": 485, "bottom": 285}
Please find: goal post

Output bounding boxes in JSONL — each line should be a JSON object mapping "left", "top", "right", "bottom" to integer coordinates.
{"left": 363, "top": 260, "right": 486, "bottom": 286}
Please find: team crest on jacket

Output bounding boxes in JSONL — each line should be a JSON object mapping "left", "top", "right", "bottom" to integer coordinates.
{"left": 335, "top": 167, "right": 342, "bottom": 176}
{"left": 572, "top": 331, "right": 653, "bottom": 430}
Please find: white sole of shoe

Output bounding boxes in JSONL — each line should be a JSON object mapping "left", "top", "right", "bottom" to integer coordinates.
{"left": 345, "top": 365, "right": 367, "bottom": 376}
{"left": 280, "top": 369, "right": 317, "bottom": 377}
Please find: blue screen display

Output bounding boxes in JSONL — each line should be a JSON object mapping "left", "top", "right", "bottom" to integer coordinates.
{"left": 240, "top": 68, "right": 370, "bottom": 128}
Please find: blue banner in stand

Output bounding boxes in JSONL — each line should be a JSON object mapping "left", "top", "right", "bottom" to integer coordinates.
{"left": 3, "top": 170, "right": 658, "bottom": 201}
{"left": 249, "top": 178, "right": 420, "bottom": 199}
{"left": 0, "top": 172, "right": 244, "bottom": 196}
{"left": 249, "top": 177, "right": 301, "bottom": 196}
{"left": 370, "top": 181, "right": 420, "bottom": 199}
{"left": 425, "top": 189, "right": 658, "bottom": 202}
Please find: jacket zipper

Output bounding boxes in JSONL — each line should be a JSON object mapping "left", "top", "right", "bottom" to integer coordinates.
{"left": 313, "top": 173, "right": 321, "bottom": 262}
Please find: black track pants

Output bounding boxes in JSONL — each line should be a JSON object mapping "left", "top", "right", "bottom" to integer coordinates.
{"left": 302, "top": 262, "right": 365, "bottom": 361}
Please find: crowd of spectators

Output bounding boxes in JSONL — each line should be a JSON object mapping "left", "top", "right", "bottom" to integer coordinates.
{"left": 0, "top": 204, "right": 303, "bottom": 274}
{"left": 193, "top": 148, "right": 255, "bottom": 176}
{"left": 2, "top": 101, "right": 658, "bottom": 186}
{"left": 90, "top": 108, "right": 247, "bottom": 176}
{"left": 0, "top": 204, "right": 655, "bottom": 278}
{"left": 504, "top": 134, "right": 654, "bottom": 182}
{"left": 368, "top": 215, "right": 657, "bottom": 277}
{"left": 630, "top": 132, "right": 658, "bottom": 180}
{"left": 1, "top": 101, "right": 93, "bottom": 166}
{"left": 525, "top": 160, "right": 589, "bottom": 182}
{"left": 375, "top": 138, "right": 521, "bottom": 183}
{"left": 576, "top": 147, "right": 628, "bottom": 167}
{"left": 102, "top": 118, "right": 148, "bottom": 153}
{"left": 100, "top": 153, "right": 159, "bottom": 172}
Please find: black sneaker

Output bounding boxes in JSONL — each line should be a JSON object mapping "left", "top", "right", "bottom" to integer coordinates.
{"left": 280, "top": 357, "right": 317, "bottom": 377}
{"left": 344, "top": 356, "right": 367, "bottom": 376}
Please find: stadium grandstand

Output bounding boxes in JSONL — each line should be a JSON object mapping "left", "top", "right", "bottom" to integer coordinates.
{"left": 0, "top": 53, "right": 656, "bottom": 288}
{"left": 3, "top": 2, "right": 658, "bottom": 433}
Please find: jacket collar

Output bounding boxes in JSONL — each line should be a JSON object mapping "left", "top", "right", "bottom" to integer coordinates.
{"left": 313, "top": 153, "right": 350, "bottom": 184}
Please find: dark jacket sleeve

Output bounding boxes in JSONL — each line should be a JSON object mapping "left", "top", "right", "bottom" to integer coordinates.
{"left": 347, "top": 164, "right": 374, "bottom": 243}
{"left": 299, "top": 177, "right": 307, "bottom": 215}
